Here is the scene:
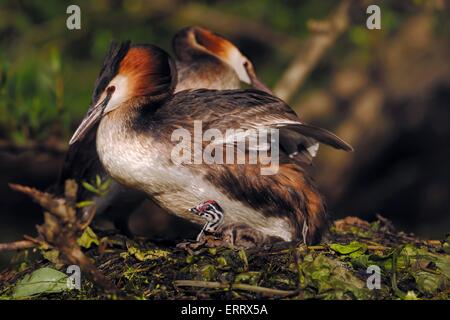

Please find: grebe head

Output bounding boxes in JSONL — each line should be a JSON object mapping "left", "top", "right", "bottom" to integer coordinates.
{"left": 69, "top": 42, "right": 176, "bottom": 145}
{"left": 173, "top": 26, "right": 256, "bottom": 85}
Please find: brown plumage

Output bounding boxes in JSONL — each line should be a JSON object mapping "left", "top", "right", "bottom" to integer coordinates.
{"left": 173, "top": 26, "right": 271, "bottom": 93}
{"left": 69, "top": 43, "right": 353, "bottom": 244}
{"left": 56, "top": 28, "right": 270, "bottom": 232}
{"left": 118, "top": 46, "right": 177, "bottom": 99}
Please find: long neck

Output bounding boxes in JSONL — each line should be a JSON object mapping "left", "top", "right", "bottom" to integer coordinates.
{"left": 97, "top": 96, "right": 155, "bottom": 154}
{"left": 175, "top": 57, "right": 240, "bottom": 92}
{"left": 95, "top": 104, "right": 154, "bottom": 190}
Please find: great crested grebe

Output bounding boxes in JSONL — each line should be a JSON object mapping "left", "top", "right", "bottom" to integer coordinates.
{"left": 173, "top": 26, "right": 271, "bottom": 93}
{"left": 69, "top": 43, "right": 352, "bottom": 245}
{"left": 56, "top": 27, "right": 268, "bottom": 230}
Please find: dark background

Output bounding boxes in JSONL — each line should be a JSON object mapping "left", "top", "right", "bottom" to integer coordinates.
{"left": 0, "top": 0, "right": 449, "bottom": 267}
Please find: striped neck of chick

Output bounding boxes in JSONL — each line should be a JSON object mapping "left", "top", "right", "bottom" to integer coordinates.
{"left": 189, "top": 200, "right": 224, "bottom": 241}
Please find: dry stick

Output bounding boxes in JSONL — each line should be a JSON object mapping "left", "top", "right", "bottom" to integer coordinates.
{"left": 9, "top": 184, "right": 71, "bottom": 220}
{"left": 0, "top": 234, "right": 44, "bottom": 252}
{"left": 173, "top": 280, "right": 296, "bottom": 297}
{"left": 0, "top": 240, "right": 36, "bottom": 252}
{"left": 273, "top": 0, "right": 352, "bottom": 103}
{"left": 391, "top": 246, "right": 407, "bottom": 299}
{"left": 289, "top": 248, "right": 306, "bottom": 299}
{"left": 308, "top": 244, "right": 388, "bottom": 251}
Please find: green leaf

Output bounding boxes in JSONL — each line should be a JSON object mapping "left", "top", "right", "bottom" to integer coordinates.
{"left": 41, "top": 249, "right": 60, "bottom": 265}
{"left": 76, "top": 200, "right": 94, "bottom": 208}
{"left": 216, "top": 256, "right": 227, "bottom": 267}
{"left": 12, "top": 267, "right": 68, "bottom": 298}
{"left": 200, "top": 265, "right": 218, "bottom": 281}
{"left": 330, "top": 241, "right": 368, "bottom": 255}
{"left": 82, "top": 181, "right": 99, "bottom": 194}
{"left": 413, "top": 271, "right": 442, "bottom": 294}
{"left": 395, "top": 244, "right": 450, "bottom": 294}
{"left": 404, "top": 291, "right": 419, "bottom": 300}
{"left": 443, "top": 242, "right": 450, "bottom": 254}
{"left": 77, "top": 226, "right": 99, "bottom": 249}
{"left": 301, "top": 254, "right": 372, "bottom": 299}
{"left": 234, "top": 271, "right": 261, "bottom": 285}
{"left": 238, "top": 249, "right": 248, "bottom": 271}
{"left": 95, "top": 174, "right": 101, "bottom": 187}
{"left": 99, "top": 178, "right": 112, "bottom": 193}
{"left": 311, "top": 268, "right": 331, "bottom": 282}
{"left": 349, "top": 254, "right": 371, "bottom": 268}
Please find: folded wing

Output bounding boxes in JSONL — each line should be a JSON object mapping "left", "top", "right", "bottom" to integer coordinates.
{"left": 164, "top": 89, "right": 353, "bottom": 165}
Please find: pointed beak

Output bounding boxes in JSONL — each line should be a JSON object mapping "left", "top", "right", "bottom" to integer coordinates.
{"left": 243, "top": 61, "right": 273, "bottom": 95}
{"left": 189, "top": 207, "right": 199, "bottom": 214}
{"left": 69, "top": 87, "right": 114, "bottom": 145}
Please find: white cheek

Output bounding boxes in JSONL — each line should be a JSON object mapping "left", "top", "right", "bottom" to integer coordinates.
{"left": 227, "top": 49, "right": 251, "bottom": 84}
{"left": 105, "top": 75, "right": 129, "bottom": 112}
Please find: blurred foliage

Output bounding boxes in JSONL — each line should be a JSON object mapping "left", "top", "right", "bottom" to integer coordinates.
{"left": 0, "top": 47, "right": 64, "bottom": 143}
{"left": 0, "top": 0, "right": 442, "bottom": 142}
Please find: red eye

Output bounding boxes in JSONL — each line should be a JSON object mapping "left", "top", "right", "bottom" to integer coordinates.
{"left": 107, "top": 86, "right": 116, "bottom": 94}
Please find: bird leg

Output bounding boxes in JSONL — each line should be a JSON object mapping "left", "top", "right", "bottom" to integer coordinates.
{"left": 176, "top": 231, "right": 226, "bottom": 253}
{"left": 196, "top": 223, "right": 208, "bottom": 242}
{"left": 302, "top": 220, "right": 309, "bottom": 245}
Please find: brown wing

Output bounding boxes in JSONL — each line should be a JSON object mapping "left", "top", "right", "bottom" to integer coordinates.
{"left": 160, "top": 89, "right": 353, "bottom": 165}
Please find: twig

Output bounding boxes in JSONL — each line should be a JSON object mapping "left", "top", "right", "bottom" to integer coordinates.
{"left": 9, "top": 184, "right": 74, "bottom": 220}
{"left": 391, "top": 245, "right": 407, "bottom": 299}
{"left": 0, "top": 240, "right": 36, "bottom": 252}
{"left": 289, "top": 248, "right": 306, "bottom": 299}
{"left": 308, "top": 244, "right": 388, "bottom": 251}
{"left": 273, "top": 0, "right": 353, "bottom": 102}
{"left": 173, "top": 280, "right": 296, "bottom": 297}
{"left": 248, "top": 241, "right": 388, "bottom": 258}
{"left": 376, "top": 214, "right": 396, "bottom": 232}
{"left": 247, "top": 240, "right": 300, "bottom": 256}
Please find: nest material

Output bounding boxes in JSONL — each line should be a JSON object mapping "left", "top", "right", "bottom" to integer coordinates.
{"left": 1, "top": 214, "right": 448, "bottom": 300}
